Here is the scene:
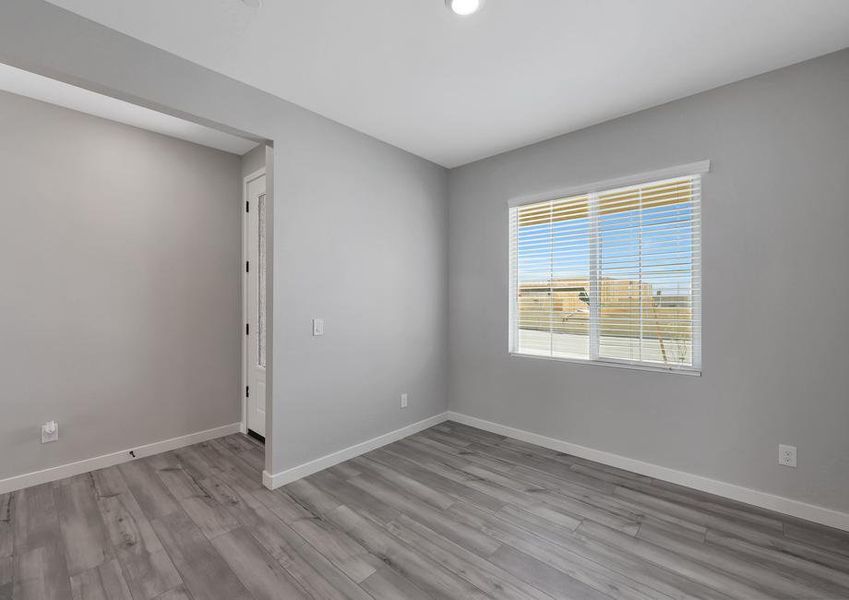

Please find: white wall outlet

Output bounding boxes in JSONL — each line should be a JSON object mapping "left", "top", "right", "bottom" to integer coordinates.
{"left": 41, "top": 420, "right": 59, "bottom": 444}
{"left": 400, "top": 393, "right": 408, "bottom": 409}
{"left": 779, "top": 444, "right": 797, "bottom": 467}
{"left": 312, "top": 318, "right": 325, "bottom": 336}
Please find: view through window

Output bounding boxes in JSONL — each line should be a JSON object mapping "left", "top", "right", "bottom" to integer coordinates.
{"left": 509, "top": 173, "right": 702, "bottom": 371}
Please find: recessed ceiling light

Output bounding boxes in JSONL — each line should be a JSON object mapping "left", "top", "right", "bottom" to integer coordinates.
{"left": 446, "top": 0, "right": 484, "bottom": 17}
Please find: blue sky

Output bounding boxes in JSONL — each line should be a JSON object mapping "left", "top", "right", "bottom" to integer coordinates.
{"left": 517, "top": 203, "right": 694, "bottom": 296}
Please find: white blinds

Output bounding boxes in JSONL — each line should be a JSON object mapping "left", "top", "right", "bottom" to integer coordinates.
{"left": 509, "top": 173, "right": 701, "bottom": 371}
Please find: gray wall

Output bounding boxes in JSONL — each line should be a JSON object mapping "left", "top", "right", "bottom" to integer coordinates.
{"left": 448, "top": 49, "right": 849, "bottom": 513}
{"left": 241, "top": 144, "right": 266, "bottom": 178}
{"left": 0, "top": 0, "right": 449, "bottom": 478}
{"left": 0, "top": 90, "right": 242, "bottom": 480}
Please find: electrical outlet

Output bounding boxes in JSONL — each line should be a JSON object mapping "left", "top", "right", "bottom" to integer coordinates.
{"left": 41, "top": 420, "right": 59, "bottom": 444}
{"left": 400, "top": 393, "right": 408, "bottom": 409}
{"left": 779, "top": 444, "right": 797, "bottom": 468}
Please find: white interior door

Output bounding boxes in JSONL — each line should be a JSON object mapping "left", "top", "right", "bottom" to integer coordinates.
{"left": 246, "top": 173, "right": 267, "bottom": 437}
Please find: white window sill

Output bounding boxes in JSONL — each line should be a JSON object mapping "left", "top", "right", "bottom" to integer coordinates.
{"left": 510, "top": 352, "right": 702, "bottom": 377}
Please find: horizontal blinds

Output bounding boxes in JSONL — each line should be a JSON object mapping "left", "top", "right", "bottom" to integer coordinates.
{"left": 510, "top": 175, "right": 701, "bottom": 370}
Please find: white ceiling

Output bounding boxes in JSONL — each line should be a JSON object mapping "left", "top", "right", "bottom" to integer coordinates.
{"left": 45, "top": 0, "right": 849, "bottom": 167}
{"left": 0, "top": 62, "right": 257, "bottom": 155}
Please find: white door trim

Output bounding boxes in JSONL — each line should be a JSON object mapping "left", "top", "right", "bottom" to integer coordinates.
{"left": 242, "top": 167, "right": 266, "bottom": 435}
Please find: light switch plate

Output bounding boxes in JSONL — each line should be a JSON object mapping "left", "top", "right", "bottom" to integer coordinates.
{"left": 400, "top": 393, "right": 408, "bottom": 409}
{"left": 312, "top": 318, "right": 325, "bottom": 336}
{"left": 42, "top": 421, "right": 59, "bottom": 444}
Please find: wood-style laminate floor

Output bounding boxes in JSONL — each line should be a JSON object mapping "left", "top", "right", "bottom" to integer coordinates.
{"left": 2, "top": 422, "right": 849, "bottom": 600}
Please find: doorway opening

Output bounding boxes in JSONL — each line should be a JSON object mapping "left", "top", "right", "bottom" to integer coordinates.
{"left": 0, "top": 60, "right": 274, "bottom": 488}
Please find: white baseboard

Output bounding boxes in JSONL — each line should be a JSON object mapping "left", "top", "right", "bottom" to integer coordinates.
{"left": 446, "top": 411, "right": 849, "bottom": 533}
{"left": 0, "top": 422, "right": 242, "bottom": 495}
{"left": 263, "top": 412, "right": 450, "bottom": 490}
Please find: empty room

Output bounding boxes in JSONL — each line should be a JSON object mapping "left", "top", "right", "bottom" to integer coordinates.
{"left": 1, "top": 1, "right": 848, "bottom": 599}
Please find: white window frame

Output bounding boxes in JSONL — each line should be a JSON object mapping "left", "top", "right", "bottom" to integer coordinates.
{"left": 508, "top": 161, "right": 709, "bottom": 376}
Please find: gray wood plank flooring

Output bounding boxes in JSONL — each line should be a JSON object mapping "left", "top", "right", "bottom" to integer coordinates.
{"left": 2, "top": 422, "right": 848, "bottom": 599}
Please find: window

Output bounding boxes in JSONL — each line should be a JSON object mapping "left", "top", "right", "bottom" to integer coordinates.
{"left": 509, "top": 164, "right": 704, "bottom": 373}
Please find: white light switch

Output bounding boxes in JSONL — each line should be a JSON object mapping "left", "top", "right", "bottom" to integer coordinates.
{"left": 400, "top": 393, "right": 408, "bottom": 409}
{"left": 312, "top": 318, "right": 325, "bottom": 336}
{"left": 42, "top": 420, "right": 59, "bottom": 444}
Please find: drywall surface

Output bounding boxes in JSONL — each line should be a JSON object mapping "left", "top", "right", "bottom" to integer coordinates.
{"left": 241, "top": 144, "right": 266, "bottom": 177}
{"left": 0, "top": 0, "right": 449, "bottom": 478}
{"left": 448, "top": 49, "right": 849, "bottom": 512}
{"left": 0, "top": 90, "right": 242, "bottom": 480}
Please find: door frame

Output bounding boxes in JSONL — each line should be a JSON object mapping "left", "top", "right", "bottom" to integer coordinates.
{"left": 242, "top": 167, "right": 266, "bottom": 435}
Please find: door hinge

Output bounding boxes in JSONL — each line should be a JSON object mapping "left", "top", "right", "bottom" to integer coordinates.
{"left": 246, "top": 200, "right": 250, "bottom": 213}
{"left": 246, "top": 261, "right": 250, "bottom": 273}
{"left": 246, "top": 385, "right": 250, "bottom": 398}
{"left": 246, "top": 323, "right": 250, "bottom": 336}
